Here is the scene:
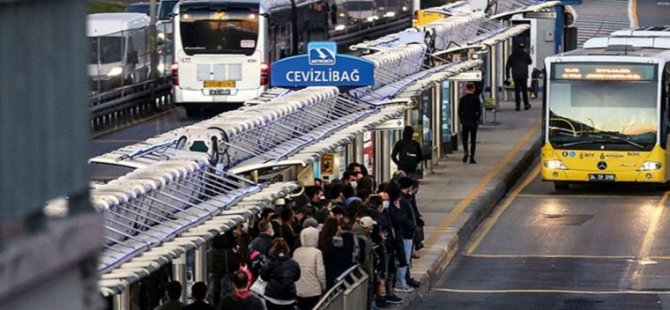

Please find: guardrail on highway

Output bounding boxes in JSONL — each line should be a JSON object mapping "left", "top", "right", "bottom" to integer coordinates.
{"left": 90, "top": 77, "right": 172, "bottom": 131}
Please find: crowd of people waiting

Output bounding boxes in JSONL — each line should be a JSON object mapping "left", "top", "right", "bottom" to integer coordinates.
{"left": 149, "top": 160, "right": 425, "bottom": 310}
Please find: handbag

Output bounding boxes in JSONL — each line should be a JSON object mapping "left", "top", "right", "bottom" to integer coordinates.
{"left": 249, "top": 277, "right": 267, "bottom": 296}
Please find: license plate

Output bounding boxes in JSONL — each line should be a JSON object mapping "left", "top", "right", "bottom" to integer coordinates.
{"left": 588, "top": 174, "right": 615, "bottom": 182}
{"left": 208, "top": 89, "right": 231, "bottom": 96}
{"left": 203, "top": 80, "right": 235, "bottom": 88}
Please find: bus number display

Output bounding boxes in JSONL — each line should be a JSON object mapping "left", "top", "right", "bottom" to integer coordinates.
{"left": 553, "top": 63, "right": 655, "bottom": 81}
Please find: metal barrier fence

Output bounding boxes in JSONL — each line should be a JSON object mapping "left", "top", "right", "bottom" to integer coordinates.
{"left": 314, "top": 265, "right": 369, "bottom": 310}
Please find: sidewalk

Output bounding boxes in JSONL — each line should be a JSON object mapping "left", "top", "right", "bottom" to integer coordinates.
{"left": 396, "top": 100, "right": 542, "bottom": 308}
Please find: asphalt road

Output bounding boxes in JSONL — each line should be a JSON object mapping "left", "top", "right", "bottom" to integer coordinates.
{"left": 634, "top": 0, "right": 670, "bottom": 27}
{"left": 418, "top": 162, "right": 670, "bottom": 309}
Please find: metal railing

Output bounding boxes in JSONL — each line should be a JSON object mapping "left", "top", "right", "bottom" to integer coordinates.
{"left": 314, "top": 265, "right": 369, "bottom": 310}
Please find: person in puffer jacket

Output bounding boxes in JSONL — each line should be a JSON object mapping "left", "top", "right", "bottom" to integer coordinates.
{"left": 293, "top": 227, "right": 327, "bottom": 310}
{"left": 260, "top": 238, "right": 301, "bottom": 310}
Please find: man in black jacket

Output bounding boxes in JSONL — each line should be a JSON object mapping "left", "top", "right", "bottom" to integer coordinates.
{"left": 391, "top": 126, "right": 423, "bottom": 179}
{"left": 506, "top": 42, "right": 533, "bottom": 111}
{"left": 458, "top": 83, "right": 482, "bottom": 164}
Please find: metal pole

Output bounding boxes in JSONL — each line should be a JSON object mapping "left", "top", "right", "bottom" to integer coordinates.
{"left": 113, "top": 289, "right": 131, "bottom": 310}
{"left": 503, "top": 40, "right": 510, "bottom": 102}
{"left": 173, "top": 254, "right": 188, "bottom": 302}
{"left": 195, "top": 243, "right": 207, "bottom": 283}
{"left": 433, "top": 83, "right": 440, "bottom": 163}
{"left": 491, "top": 45, "right": 498, "bottom": 123}
{"left": 149, "top": 0, "right": 158, "bottom": 79}
{"left": 451, "top": 81, "right": 459, "bottom": 152}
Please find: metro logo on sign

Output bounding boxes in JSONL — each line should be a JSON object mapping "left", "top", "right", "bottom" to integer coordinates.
{"left": 308, "top": 42, "right": 336, "bottom": 65}
{"left": 271, "top": 41, "right": 374, "bottom": 88}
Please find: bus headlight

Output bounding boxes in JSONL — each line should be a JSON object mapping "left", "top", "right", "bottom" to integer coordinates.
{"left": 638, "top": 161, "right": 662, "bottom": 171}
{"left": 107, "top": 67, "right": 123, "bottom": 77}
{"left": 544, "top": 159, "right": 567, "bottom": 170}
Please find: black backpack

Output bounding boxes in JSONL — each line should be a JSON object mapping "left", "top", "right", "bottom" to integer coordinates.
{"left": 398, "top": 141, "right": 419, "bottom": 168}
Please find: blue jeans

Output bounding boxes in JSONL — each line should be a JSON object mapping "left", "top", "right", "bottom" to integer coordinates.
{"left": 396, "top": 239, "right": 413, "bottom": 288}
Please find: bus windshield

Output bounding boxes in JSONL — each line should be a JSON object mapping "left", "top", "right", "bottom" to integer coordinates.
{"left": 179, "top": 7, "right": 259, "bottom": 55}
{"left": 90, "top": 36, "right": 124, "bottom": 64}
{"left": 548, "top": 80, "right": 658, "bottom": 150}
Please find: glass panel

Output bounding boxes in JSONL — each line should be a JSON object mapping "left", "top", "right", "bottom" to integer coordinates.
{"left": 90, "top": 36, "right": 123, "bottom": 64}
{"left": 548, "top": 80, "right": 658, "bottom": 150}
{"left": 180, "top": 7, "right": 259, "bottom": 55}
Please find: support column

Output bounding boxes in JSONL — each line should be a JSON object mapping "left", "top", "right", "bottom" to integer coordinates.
{"left": 113, "top": 289, "right": 130, "bottom": 310}
{"left": 432, "top": 82, "right": 441, "bottom": 165}
{"left": 450, "top": 81, "right": 459, "bottom": 152}
{"left": 355, "top": 133, "right": 364, "bottom": 165}
{"left": 173, "top": 254, "right": 188, "bottom": 302}
{"left": 491, "top": 45, "right": 499, "bottom": 123}
{"left": 195, "top": 243, "right": 207, "bottom": 283}
{"left": 502, "top": 40, "right": 510, "bottom": 102}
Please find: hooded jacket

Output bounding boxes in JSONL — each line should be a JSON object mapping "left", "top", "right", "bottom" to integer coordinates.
{"left": 293, "top": 227, "right": 327, "bottom": 298}
{"left": 391, "top": 126, "right": 423, "bottom": 173}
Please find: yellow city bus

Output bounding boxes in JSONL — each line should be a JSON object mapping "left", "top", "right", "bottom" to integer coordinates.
{"left": 541, "top": 27, "right": 670, "bottom": 190}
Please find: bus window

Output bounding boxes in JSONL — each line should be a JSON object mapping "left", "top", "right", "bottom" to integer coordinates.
{"left": 179, "top": 6, "right": 259, "bottom": 55}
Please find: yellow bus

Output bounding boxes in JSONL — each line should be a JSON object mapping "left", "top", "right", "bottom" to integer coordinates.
{"left": 541, "top": 27, "right": 670, "bottom": 190}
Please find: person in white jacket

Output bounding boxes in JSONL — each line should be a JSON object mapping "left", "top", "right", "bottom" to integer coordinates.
{"left": 293, "top": 226, "right": 327, "bottom": 310}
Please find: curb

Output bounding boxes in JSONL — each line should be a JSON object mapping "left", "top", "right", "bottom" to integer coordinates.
{"left": 399, "top": 135, "right": 542, "bottom": 309}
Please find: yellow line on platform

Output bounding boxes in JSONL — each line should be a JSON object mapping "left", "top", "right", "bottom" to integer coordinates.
{"left": 423, "top": 119, "right": 541, "bottom": 250}
{"left": 432, "top": 288, "right": 670, "bottom": 295}
{"left": 466, "top": 165, "right": 539, "bottom": 254}
{"left": 465, "top": 253, "right": 634, "bottom": 259}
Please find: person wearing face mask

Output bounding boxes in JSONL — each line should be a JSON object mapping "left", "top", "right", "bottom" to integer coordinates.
{"left": 342, "top": 170, "right": 359, "bottom": 190}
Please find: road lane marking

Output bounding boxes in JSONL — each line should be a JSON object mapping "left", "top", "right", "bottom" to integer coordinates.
{"left": 92, "top": 139, "right": 143, "bottom": 143}
{"left": 466, "top": 165, "right": 540, "bottom": 254}
{"left": 422, "top": 119, "right": 541, "bottom": 249}
{"left": 517, "top": 193, "right": 660, "bottom": 199}
{"left": 432, "top": 288, "right": 670, "bottom": 295}
{"left": 629, "top": 191, "right": 669, "bottom": 289}
{"left": 638, "top": 191, "right": 669, "bottom": 259}
{"left": 466, "top": 253, "right": 634, "bottom": 259}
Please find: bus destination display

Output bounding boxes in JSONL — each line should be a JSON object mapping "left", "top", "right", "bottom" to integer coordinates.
{"left": 552, "top": 63, "right": 656, "bottom": 81}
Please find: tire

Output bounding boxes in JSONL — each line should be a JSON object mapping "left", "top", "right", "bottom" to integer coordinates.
{"left": 184, "top": 105, "right": 201, "bottom": 118}
{"left": 554, "top": 182, "right": 569, "bottom": 191}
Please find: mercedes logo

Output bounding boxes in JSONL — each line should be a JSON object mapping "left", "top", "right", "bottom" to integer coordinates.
{"left": 597, "top": 161, "right": 607, "bottom": 170}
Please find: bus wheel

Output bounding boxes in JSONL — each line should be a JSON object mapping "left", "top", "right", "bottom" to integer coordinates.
{"left": 554, "top": 182, "right": 569, "bottom": 191}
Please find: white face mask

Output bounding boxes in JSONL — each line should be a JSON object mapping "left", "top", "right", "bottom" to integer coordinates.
{"left": 320, "top": 195, "right": 326, "bottom": 200}
{"left": 382, "top": 201, "right": 390, "bottom": 209}
{"left": 351, "top": 181, "right": 358, "bottom": 189}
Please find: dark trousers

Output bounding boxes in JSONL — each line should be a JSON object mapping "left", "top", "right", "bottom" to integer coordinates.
{"left": 462, "top": 124, "right": 478, "bottom": 158}
{"left": 514, "top": 78, "right": 530, "bottom": 109}
{"left": 297, "top": 296, "right": 320, "bottom": 310}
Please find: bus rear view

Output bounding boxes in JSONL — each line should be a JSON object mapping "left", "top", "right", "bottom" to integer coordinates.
{"left": 172, "top": 0, "right": 267, "bottom": 116}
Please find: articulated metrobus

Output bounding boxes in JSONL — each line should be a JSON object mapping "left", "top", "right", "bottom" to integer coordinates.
{"left": 541, "top": 27, "right": 670, "bottom": 190}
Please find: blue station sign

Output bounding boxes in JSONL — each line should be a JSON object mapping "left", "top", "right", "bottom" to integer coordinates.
{"left": 271, "top": 41, "right": 375, "bottom": 88}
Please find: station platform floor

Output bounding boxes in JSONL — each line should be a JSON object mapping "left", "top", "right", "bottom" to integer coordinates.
{"left": 395, "top": 99, "right": 542, "bottom": 308}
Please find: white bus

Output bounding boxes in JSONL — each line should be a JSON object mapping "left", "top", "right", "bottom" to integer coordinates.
{"left": 171, "top": 0, "right": 330, "bottom": 116}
